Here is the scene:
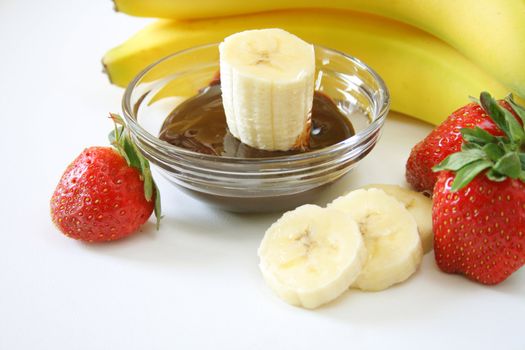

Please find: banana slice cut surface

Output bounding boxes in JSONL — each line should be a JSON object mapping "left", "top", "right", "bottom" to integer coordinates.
{"left": 363, "top": 184, "right": 433, "bottom": 253}
{"left": 258, "top": 204, "right": 367, "bottom": 309}
{"left": 328, "top": 189, "right": 423, "bottom": 291}
{"left": 219, "top": 28, "right": 315, "bottom": 151}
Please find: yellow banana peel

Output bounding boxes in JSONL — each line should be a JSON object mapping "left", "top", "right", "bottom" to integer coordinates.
{"left": 112, "top": 0, "right": 525, "bottom": 99}
{"left": 103, "top": 10, "right": 514, "bottom": 125}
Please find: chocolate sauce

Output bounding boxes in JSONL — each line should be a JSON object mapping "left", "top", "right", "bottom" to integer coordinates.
{"left": 159, "top": 84, "right": 355, "bottom": 158}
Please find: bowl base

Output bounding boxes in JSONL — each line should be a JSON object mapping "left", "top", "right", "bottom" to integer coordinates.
{"left": 176, "top": 183, "right": 336, "bottom": 213}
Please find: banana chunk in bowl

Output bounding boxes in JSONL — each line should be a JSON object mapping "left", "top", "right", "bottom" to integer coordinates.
{"left": 219, "top": 28, "right": 315, "bottom": 151}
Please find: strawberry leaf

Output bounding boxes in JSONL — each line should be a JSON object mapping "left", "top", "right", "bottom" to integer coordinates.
{"left": 108, "top": 127, "right": 131, "bottom": 165}
{"left": 506, "top": 94, "right": 525, "bottom": 126}
{"left": 482, "top": 143, "right": 505, "bottom": 161}
{"left": 450, "top": 160, "right": 493, "bottom": 191}
{"left": 433, "top": 148, "right": 486, "bottom": 172}
{"left": 122, "top": 132, "right": 142, "bottom": 171}
{"left": 480, "top": 92, "right": 510, "bottom": 137}
{"left": 506, "top": 112, "right": 524, "bottom": 144}
{"left": 126, "top": 132, "right": 154, "bottom": 201}
{"left": 444, "top": 92, "right": 525, "bottom": 191}
{"left": 461, "top": 142, "right": 482, "bottom": 151}
{"left": 108, "top": 113, "right": 161, "bottom": 228}
{"left": 153, "top": 182, "right": 162, "bottom": 230}
{"left": 468, "top": 96, "right": 480, "bottom": 105}
{"left": 493, "top": 152, "right": 521, "bottom": 178}
{"left": 519, "top": 153, "right": 525, "bottom": 168}
{"left": 480, "top": 92, "right": 524, "bottom": 144}
{"left": 461, "top": 127, "right": 498, "bottom": 146}
{"left": 487, "top": 169, "right": 508, "bottom": 182}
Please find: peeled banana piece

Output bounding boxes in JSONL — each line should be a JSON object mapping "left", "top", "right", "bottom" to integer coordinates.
{"left": 328, "top": 189, "right": 423, "bottom": 291}
{"left": 103, "top": 10, "right": 512, "bottom": 125}
{"left": 363, "top": 184, "right": 433, "bottom": 253}
{"left": 219, "top": 29, "right": 314, "bottom": 151}
{"left": 113, "top": 0, "right": 525, "bottom": 99}
{"left": 258, "top": 187, "right": 428, "bottom": 307}
{"left": 258, "top": 205, "right": 367, "bottom": 309}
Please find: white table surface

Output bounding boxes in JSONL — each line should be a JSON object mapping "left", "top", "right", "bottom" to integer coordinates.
{"left": 1, "top": 1, "right": 524, "bottom": 349}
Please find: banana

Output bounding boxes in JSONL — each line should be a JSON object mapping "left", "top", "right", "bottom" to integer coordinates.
{"left": 112, "top": 0, "right": 525, "bottom": 99}
{"left": 258, "top": 204, "right": 367, "bottom": 309}
{"left": 103, "top": 10, "right": 513, "bottom": 125}
{"left": 219, "top": 29, "right": 314, "bottom": 151}
{"left": 363, "top": 184, "right": 433, "bottom": 254}
{"left": 328, "top": 188, "right": 423, "bottom": 291}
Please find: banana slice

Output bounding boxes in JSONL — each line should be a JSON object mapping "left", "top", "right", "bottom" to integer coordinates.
{"left": 363, "top": 184, "right": 433, "bottom": 253}
{"left": 258, "top": 204, "right": 367, "bottom": 309}
{"left": 219, "top": 28, "right": 315, "bottom": 151}
{"left": 328, "top": 189, "right": 423, "bottom": 291}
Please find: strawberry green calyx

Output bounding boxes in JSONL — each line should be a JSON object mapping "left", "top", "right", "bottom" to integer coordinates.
{"left": 433, "top": 92, "right": 525, "bottom": 192}
{"left": 109, "top": 113, "right": 161, "bottom": 228}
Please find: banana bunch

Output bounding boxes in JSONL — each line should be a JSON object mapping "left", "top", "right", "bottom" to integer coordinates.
{"left": 104, "top": 1, "right": 525, "bottom": 125}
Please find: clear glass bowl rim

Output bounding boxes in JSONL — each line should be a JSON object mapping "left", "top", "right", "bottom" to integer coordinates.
{"left": 121, "top": 42, "right": 390, "bottom": 164}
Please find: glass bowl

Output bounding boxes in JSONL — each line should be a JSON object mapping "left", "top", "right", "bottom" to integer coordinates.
{"left": 122, "top": 43, "right": 389, "bottom": 212}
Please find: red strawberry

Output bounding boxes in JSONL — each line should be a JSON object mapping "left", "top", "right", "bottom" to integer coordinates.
{"left": 432, "top": 92, "right": 525, "bottom": 284}
{"left": 406, "top": 101, "right": 516, "bottom": 193}
{"left": 433, "top": 172, "right": 525, "bottom": 284}
{"left": 50, "top": 114, "right": 161, "bottom": 242}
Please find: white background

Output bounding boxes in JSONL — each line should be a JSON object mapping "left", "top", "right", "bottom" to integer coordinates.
{"left": 1, "top": 1, "right": 523, "bottom": 349}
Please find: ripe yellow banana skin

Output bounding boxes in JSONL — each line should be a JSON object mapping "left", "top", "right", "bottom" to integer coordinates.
{"left": 103, "top": 10, "right": 512, "bottom": 125}
{"left": 113, "top": 0, "right": 525, "bottom": 99}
